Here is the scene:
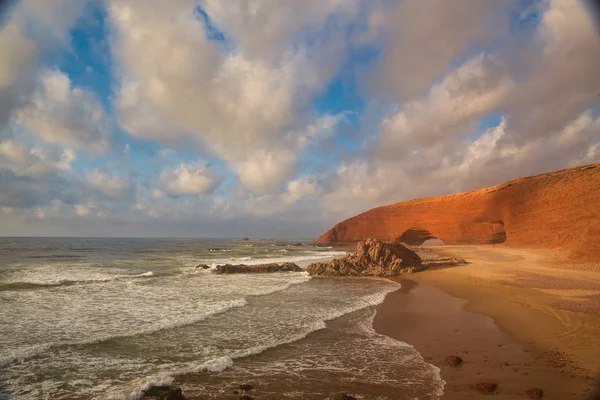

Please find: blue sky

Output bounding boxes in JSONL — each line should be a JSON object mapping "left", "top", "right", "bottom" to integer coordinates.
{"left": 0, "top": 0, "right": 598, "bottom": 237}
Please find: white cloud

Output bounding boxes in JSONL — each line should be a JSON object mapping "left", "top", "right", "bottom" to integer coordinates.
{"left": 201, "top": 0, "right": 360, "bottom": 62}
{"left": 108, "top": 0, "right": 357, "bottom": 193}
{"left": 369, "top": 0, "right": 510, "bottom": 100}
{"left": 1, "top": 0, "right": 599, "bottom": 238}
{"left": 87, "top": 170, "right": 130, "bottom": 198}
{"left": 282, "top": 177, "right": 318, "bottom": 204}
{"left": 377, "top": 54, "right": 513, "bottom": 160}
{"left": 74, "top": 203, "right": 93, "bottom": 216}
{"left": 233, "top": 150, "right": 295, "bottom": 195}
{"left": 15, "top": 69, "right": 110, "bottom": 154}
{"left": 0, "top": 0, "right": 91, "bottom": 127}
{"left": 504, "top": 0, "right": 600, "bottom": 145}
{"left": 160, "top": 162, "right": 219, "bottom": 196}
{"left": 0, "top": 137, "right": 75, "bottom": 178}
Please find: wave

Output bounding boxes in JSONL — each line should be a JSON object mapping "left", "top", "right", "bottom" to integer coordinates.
{"left": 25, "top": 254, "right": 86, "bottom": 259}
{"left": 101, "top": 278, "right": 401, "bottom": 400}
{"left": 0, "top": 297, "right": 249, "bottom": 369}
{"left": 0, "top": 271, "right": 157, "bottom": 291}
{"left": 104, "top": 356, "right": 235, "bottom": 400}
{"left": 205, "top": 251, "right": 348, "bottom": 267}
{"left": 0, "top": 274, "right": 312, "bottom": 369}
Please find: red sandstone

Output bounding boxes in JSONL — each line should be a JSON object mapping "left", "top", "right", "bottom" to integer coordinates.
{"left": 316, "top": 164, "right": 600, "bottom": 262}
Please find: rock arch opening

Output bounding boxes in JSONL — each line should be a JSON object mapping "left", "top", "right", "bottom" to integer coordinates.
{"left": 397, "top": 228, "right": 437, "bottom": 246}
{"left": 490, "top": 220, "right": 507, "bottom": 244}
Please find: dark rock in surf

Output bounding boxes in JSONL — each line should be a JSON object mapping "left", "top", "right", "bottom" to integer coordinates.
{"left": 195, "top": 264, "right": 211, "bottom": 269}
{"left": 468, "top": 382, "right": 497, "bottom": 393}
{"left": 335, "top": 394, "right": 357, "bottom": 400}
{"left": 142, "top": 385, "right": 186, "bottom": 400}
{"left": 307, "top": 238, "right": 422, "bottom": 277}
{"left": 215, "top": 263, "right": 302, "bottom": 274}
{"left": 243, "top": 237, "right": 250, "bottom": 241}
{"left": 238, "top": 384, "right": 254, "bottom": 391}
{"left": 445, "top": 356, "right": 464, "bottom": 366}
{"left": 525, "top": 388, "right": 544, "bottom": 399}
{"left": 239, "top": 396, "right": 254, "bottom": 400}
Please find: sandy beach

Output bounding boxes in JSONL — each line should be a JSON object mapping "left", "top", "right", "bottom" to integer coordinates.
{"left": 375, "top": 245, "right": 600, "bottom": 399}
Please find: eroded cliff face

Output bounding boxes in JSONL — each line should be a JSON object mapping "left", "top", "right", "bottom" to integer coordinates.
{"left": 316, "top": 164, "right": 600, "bottom": 261}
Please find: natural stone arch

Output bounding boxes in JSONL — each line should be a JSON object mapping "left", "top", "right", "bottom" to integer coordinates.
{"left": 422, "top": 238, "right": 446, "bottom": 246}
{"left": 397, "top": 228, "right": 437, "bottom": 246}
{"left": 489, "top": 221, "right": 507, "bottom": 244}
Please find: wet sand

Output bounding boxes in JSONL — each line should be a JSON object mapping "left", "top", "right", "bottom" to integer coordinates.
{"left": 375, "top": 245, "right": 600, "bottom": 399}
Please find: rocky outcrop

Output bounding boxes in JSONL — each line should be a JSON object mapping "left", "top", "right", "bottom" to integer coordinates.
{"left": 315, "top": 164, "right": 600, "bottom": 262}
{"left": 422, "top": 257, "right": 468, "bottom": 268}
{"left": 445, "top": 356, "right": 464, "bottom": 366}
{"left": 215, "top": 262, "right": 302, "bottom": 274}
{"left": 468, "top": 382, "right": 498, "bottom": 393}
{"left": 525, "top": 388, "right": 544, "bottom": 399}
{"left": 142, "top": 385, "right": 186, "bottom": 400}
{"left": 306, "top": 239, "right": 422, "bottom": 277}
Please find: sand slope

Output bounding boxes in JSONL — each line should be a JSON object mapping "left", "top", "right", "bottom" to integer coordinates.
{"left": 316, "top": 164, "right": 600, "bottom": 261}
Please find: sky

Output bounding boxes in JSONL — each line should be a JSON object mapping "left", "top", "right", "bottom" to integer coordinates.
{"left": 0, "top": 0, "right": 599, "bottom": 238}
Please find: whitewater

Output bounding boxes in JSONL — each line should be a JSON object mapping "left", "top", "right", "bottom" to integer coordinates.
{"left": 0, "top": 238, "right": 443, "bottom": 399}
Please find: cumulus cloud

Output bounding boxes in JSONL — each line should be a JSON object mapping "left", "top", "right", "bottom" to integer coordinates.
{"left": 108, "top": 0, "right": 359, "bottom": 193}
{"left": 282, "top": 177, "right": 318, "bottom": 204}
{"left": 377, "top": 54, "right": 513, "bottom": 160}
{"left": 0, "top": 0, "right": 90, "bottom": 127}
{"left": 0, "top": 137, "right": 75, "bottom": 178}
{"left": 200, "top": 0, "right": 360, "bottom": 63}
{"left": 0, "top": 0, "right": 599, "bottom": 237}
{"left": 319, "top": 0, "right": 600, "bottom": 218}
{"left": 369, "top": 0, "right": 511, "bottom": 100}
{"left": 15, "top": 69, "right": 110, "bottom": 154}
{"left": 160, "top": 162, "right": 219, "bottom": 197}
{"left": 87, "top": 170, "right": 131, "bottom": 199}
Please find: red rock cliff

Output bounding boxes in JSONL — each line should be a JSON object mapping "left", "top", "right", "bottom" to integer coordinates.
{"left": 316, "top": 164, "right": 600, "bottom": 261}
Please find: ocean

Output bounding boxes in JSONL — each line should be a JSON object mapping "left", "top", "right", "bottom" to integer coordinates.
{"left": 0, "top": 238, "right": 444, "bottom": 399}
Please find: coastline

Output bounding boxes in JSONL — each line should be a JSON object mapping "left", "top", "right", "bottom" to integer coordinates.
{"left": 374, "top": 245, "right": 600, "bottom": 399}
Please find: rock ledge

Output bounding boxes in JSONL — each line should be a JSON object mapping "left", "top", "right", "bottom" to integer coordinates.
{"left": 307, "top": 239, "right": 422, "bottom": 277}
{"left": 216, "top": 262, "right": 302, "bottom": 274}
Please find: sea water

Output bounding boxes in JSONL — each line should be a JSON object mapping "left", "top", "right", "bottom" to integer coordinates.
{"left": 0, "top": 238, "right": 444, "bottom": 399}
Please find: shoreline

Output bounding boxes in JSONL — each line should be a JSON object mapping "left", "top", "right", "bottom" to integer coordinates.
{"left": 374, "top": 245, "right": 600, "bottom": 399}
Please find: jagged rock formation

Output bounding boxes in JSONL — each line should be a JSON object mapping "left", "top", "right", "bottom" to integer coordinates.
{"left": 315, "top": 164, "right": 600, "bottom": 261}
{"left": 307, "top": 239, "right": 423, "bottom": 277}
{"left": 142, "top": 385, "right": 186, "bottom": 400}
{"left": 422, "top": 257, "right": 468, "bottom": 268}
{"left": 215, "top": 262, "right": 302, "bottom": 274}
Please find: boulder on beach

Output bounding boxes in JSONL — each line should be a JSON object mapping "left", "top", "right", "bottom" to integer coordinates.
{"left": 445, "top": 356, "right": 464, "bottom": 366}
{"left": 142, "top": 385, "right": 186, "bottom": 400}
{"left": 526, "top": 388, "right": 544, "bottom": 399}
{"left": 468, "top": 382, "right": 497, "bottom": 393}
{"left": 243, "top": 237, "right": 250, "bottom": 241}
{"left": 335, "top": 394, "right": 357, "bottom": 400}
{"left": 238, "top": 384, "right": 254, "bottom": 391}
{"left": 215, "top": 262, "right": 302, "bottom": 274}
{"left": 422, "top": 257, "right": 468, "bottom": 268}
{"left": 306, "top": 238, "right": 423, "bottom": 277}
{"left": 195, "top": 264, "right": 211, "bottom": 269}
